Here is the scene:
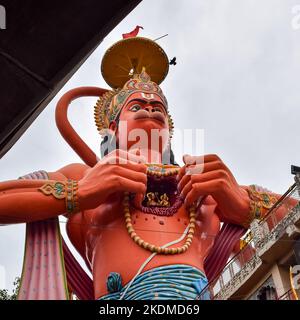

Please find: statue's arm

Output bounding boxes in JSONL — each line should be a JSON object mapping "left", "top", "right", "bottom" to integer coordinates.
{"left": 177, "top": 154, "right": 299, "bottom": 229}
{"left": 204, "top": 184, "right": 297, "bottom": 228}
{"left": 0, "top": 151, "right": 147, "bottom": 225}
{"left": 203, "top": 185, "right": 297, "bottom": 230}
{"left": 0, "top": 163, "right": 88, "bottom": 225}
{"left": 236, "top": 185, "right": 298, "bottom": 228}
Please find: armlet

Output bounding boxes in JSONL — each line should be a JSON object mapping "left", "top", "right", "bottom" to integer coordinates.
{"left": 242, "top": 185, "right": 277, "bottom": 228}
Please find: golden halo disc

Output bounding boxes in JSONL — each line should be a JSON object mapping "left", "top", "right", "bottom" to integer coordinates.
{"left": 101, "top": 37, "right": 169, "bottom": 89}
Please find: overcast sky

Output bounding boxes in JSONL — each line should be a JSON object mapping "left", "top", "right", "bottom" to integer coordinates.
{"left": 1, "top": 0, "right": 300, "bottom": 292}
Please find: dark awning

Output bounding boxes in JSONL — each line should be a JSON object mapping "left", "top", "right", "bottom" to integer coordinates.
{"left": 0, "top": 0, "right": 141, "bottom": 158}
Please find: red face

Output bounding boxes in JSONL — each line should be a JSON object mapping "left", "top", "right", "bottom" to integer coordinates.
{"left": 109, "top": 92, "right": 170, "bottom": 153}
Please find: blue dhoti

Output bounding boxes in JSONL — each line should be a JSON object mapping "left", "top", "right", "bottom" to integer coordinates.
{"left": 98, "top": 264, "right": 210, "bottom": 300}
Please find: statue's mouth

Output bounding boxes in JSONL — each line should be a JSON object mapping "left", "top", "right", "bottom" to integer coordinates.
{"left": 131, "top": 173, "right": 184, "bottom": 216}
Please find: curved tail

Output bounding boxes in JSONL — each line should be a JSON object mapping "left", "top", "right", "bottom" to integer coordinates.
{"left": 55, "top": 87, "right": 108, "bottom": 167}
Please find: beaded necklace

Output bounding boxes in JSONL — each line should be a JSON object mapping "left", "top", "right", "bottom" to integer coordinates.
{"left": 124, "top": 164, "right": 196, "bottom": 255}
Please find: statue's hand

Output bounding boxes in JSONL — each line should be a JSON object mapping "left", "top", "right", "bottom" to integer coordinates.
{"left": 177, "top": 154, "right": 250, "bottom": 225}
{"left": 78, "top": 150, "right": 147, "bottom": 210}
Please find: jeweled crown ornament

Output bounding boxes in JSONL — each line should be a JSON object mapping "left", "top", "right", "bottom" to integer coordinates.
{"left": 94, "top": 27, "right": 174, "bottom": 137}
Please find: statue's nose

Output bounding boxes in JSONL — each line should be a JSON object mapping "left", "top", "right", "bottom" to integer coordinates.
{"left": 145, "top": 106, "right": 154, "bottom": 113}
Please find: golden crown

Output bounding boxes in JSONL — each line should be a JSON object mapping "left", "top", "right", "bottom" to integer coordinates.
{"left": 94, "top": 36, "right": 174, "bottom": 137}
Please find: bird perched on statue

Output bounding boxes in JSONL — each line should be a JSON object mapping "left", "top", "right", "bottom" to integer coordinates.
{"left": 169, "top": 57, "right": 177, "bottom": 65}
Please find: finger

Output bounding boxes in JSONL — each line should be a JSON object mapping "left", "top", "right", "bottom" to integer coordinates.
{"left": 177, "top": 163, "right": 202, "bottom": 182}
{"left": 180, "top": 180, "right": 193, "bottom": 198}
{"left": 203, "top": 154, "right": 222, "bottom": 163}
{"left": 185, "top": 185, "right": 206, "bottom": 207}
{"left": 102, "top": 160, "right": 147, "bottom": 174}
{"left": 182, "top": 154, "right": 227, "bottom": 176}
{"left": 189, "top": 161, "right": 225, "bottom": 175}
{"left": 183, "top": 154, "right": 206, "bottom": 168}
{"left": 177, "top": 154, "right": 194, "bottom": 181}
{"left": 104, "top": 149, "right": 146, "bottom": 164}
{"left": 177, "top": 163, "right": 204, "bottom": 189}
{"left": 177, "top": 173, "right": 191, "bottom": 192}
{"left": 133, "top": 192, "right": 145, "bottom": 209}
{"left": 184, "top": 154, "right": 221, "bottom": 165}
{"left": 190, "top": 169, "right": 229, "bottom": 185}
{"left": 177, "top": 165, "right": 187, "bottom": 182}
{"left": 183, "top": 154, "right": 194, "bottom": 165}
{"left": 110, "top": 176, "right": 147, "bottom": 195}
{"left": 178, "top": 161, "right": 225, "bottom": 187}
{"left": 108, "top": 166, "right": 147, "bottom": 185}
{"left": 125, "top": 149, "right": 147, "bottom": 163}
{"left": 177, "top": 157, "right": 228, "bottom": 181}
{"left": 185, "top": 180, "right": 225, "bottom": 206}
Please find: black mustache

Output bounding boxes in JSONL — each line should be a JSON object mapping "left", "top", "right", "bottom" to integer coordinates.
{"left": 133, "top": 109, "right": 166, "bottom": 124}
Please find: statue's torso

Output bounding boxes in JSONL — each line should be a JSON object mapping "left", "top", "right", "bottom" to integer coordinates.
{"left": 66, "top": 195, "right": 220, "bottom": 299}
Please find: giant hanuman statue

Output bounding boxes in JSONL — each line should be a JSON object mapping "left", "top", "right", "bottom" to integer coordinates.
{"left": 0, "top": 29, "right": 287, "bottom": 300}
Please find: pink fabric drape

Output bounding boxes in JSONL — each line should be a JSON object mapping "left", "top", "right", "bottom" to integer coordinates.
{"left": 18, "top": 171, "right": 94, "bottom": 300}
{"left": 204, "top": 223, "right": 246, "bottom": 282}
{"left": 18, "top": 219, "right": 69, "bottom": 300}
{"left": 62, "top": 239, "right": 94, "bottom": 300}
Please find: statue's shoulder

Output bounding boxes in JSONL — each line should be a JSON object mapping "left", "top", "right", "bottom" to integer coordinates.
{"left": 48, "top": 163, "right": 90, "bottom": 180}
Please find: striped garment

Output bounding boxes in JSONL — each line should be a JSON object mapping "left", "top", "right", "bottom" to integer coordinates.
{"left": 98, "top": 264, "right": 210, "bottom": 300}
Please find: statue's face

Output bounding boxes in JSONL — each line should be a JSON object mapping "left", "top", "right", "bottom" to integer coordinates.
{"left": 110, "top": 91, "right": 170, "bottom": 152}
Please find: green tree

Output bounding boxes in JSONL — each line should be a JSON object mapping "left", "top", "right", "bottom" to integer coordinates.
{"left": 0, "top": 277, "right": 20, "bottom": 300}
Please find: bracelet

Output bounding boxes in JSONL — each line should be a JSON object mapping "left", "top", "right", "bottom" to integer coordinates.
{"left": 65, "top": 180, "right": 79, "bottom": 214}
{"left": 39, "top": 179, "right": 79, "bottom": 214}
{"left": 242, "top": 185, "right": 277, "bottom": 228}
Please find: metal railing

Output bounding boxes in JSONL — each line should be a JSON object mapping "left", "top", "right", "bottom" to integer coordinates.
{"left": 197, "top": 234, "right": 256, "bottom": 300}
{"left": 197, "top": 183, "right": 300, "bottom": 300}
{"left": 258, "top": 184, "right": 299, "bottom": 234}
{"left": 278, "top": 289, "right": 296, "bottom": 300}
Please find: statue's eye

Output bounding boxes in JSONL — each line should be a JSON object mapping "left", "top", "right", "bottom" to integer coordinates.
{"left": 153, "top": 106, "right": 163, "bottom": 113}
{"left": 129, "top": 104, "right": 141, "bottom": 112}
